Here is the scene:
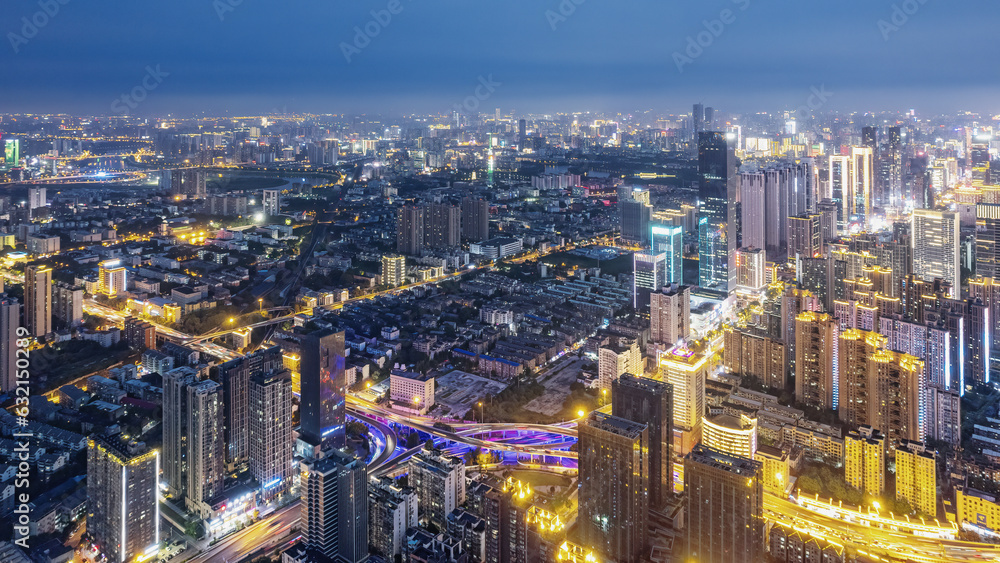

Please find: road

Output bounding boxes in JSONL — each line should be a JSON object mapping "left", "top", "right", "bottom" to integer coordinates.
{"left": 184, "top": 503, "right": 301, "bottom": 563}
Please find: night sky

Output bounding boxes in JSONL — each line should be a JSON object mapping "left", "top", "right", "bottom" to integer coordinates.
{"left": 2, "top": 0, "right": 996, "bottom": 116}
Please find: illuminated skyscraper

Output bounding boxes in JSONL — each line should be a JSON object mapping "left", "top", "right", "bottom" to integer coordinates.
{"left": 912, "top": 209, "right": 960, "bottom": 298}
{"left": 844, "top": 426, "right": 885, "bottom": 496}
{"left": 698, "top": 132, "right": 738, "bottom": 295}
{"left": 977, "top": 203, "right": 1000, "bottom": 281}
{"left": 87, "top": 435, "right": 159, "bottom": 563}
{"left": 895, "top": 440, "right": 937, "bottom": 517}
{"left": 612, "top": 374, "right": 673, "bottom": 510}
{"left": 620, "top": 188, "right": 651, "bottom": 245}
{"left": 597, "top": 339, "right": 641, "bottom": 391}
{"left": 425, "top": 203, "right": 461, "bottom": 248}
{"left": 28, "top": 187, "right": 46, "bottom": 211}
{"left": 684, "top": 444, "right": 763, "bottom": 563}
{"left": 301, "top": 450, "right": 368, "bottom": 563}
{"left": 381, "top": 254, "right": 406, "bottom": 288}
{"left": 99, "top": 260, "right": 128, "bottom": 297}
{"left": 651, "top": 223, "right": 683, "bottom": 285}
{"left": 578, "top": 412, "right": 649, "bottom": 563}
{"left": 212, "top": 346, "right": 284, "bottom": 471}
{"left": 650, "top": 285, "right": 690, "bottom": 346}
{"left": 734, "top": 247, "right": 766, "bottom": 296}
{"left": 24, "top": 265, "right": 52, "bottom": 337}
{"left": 795, "top": 312, "right": 836, "bottom": 410}
{"left": 788, "top": 213, "right": 823, "bottom": 259}
{"left": 632, "top": 252, "right": 665, "bottom": 310}
{"left": 299, "top": 330, "right": 347, "bottom": 456}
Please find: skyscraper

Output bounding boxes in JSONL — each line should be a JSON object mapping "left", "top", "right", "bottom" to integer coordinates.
{"left": 52, "top": 282, "right": 84, "bottom": 328}
{"left": 651, "top": 224, "right": 683, "bottom": 285}
{"left": 409, "top": 449, "right": 466, "bottom": 530}
{"left": 698, "top": 132, "right": 738, "bottom": 295}
{"left": 912, "top": 209, "right": 960, "bottom": 297}
{"left": 28, "top": 187, "right": 46, "bottom": 211}
{"left": 299, "top": 330, "right": 347, "bottom": 456}
{"left": 87, "top": 435, "right": 159, "bottom": 563}
{"left": 99, "top": 260, "right": 128, "bottom": 296}
{"left": 0, "top": 297, "right": 20, "bottom": 394}
{"left": 740, "top": 170, "right": 766, "bottom": 250}
{"left": 300, "top": 450, "right": 368, "bottom": 563}
{"left": 795, "top": 311, "right": 837, "bottom": 410}
{"left": 461, "top": 196, "right": 490, "bottom": 242}
{"left": 213, "top": 346, "right": 284, "bottom": 471}
{"left": 24, "top": 265, "right": 52, "bottom": 337}
{"left": 845, "top": 426, "right": 885, "bottom": 496}
{"left": 632, "top": 252, "right": 665, "bottom": 310}
{"left": 612, "top": 374, "right": 673, "bottom": 509}
{"left": 249, "top": 368, "right": 294, "bottom": 499}
{"left": 396, "top": 205, "right": 425, "bottom": 255}
{"left": 425, "top": 203, "right": 461, "bottom": 248}
{"left": 684, "top": 444, "right": 763, "bottom": 563}
{"left": 578, "top": 412, "right": 649, "bottom": 563}
{"left": 650, "top": 285, "right": 690, "bottom": 346}
{"left": 620, "top": 188, "right": 652, "bottom": 245}
{"left": 787, "top": 213, "right": 823, "bottom": 259}
{"left": 977, "top": 203, "right": 1000, "bottom": 281}
{"left": 895, "top": 440, "right": 937, "bottom": 516}
{"left": 692, "top": 103, "right": 705, "bottom": 136}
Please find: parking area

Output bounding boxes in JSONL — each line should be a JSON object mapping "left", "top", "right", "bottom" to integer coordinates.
{"left": 434, "top": 370, "right": 510, "bottom": 419}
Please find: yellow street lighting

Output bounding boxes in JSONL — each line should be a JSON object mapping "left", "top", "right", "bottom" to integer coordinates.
{"left": 577, "top": 410, "right": 585, "bottom": 418}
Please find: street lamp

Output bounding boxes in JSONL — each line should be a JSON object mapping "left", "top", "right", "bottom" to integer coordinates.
{"left": 258, "top": 298, "right": 263, "bottom": 313}
{"left": 601, "top": 388, "right": 608, "bottom": 406}
{"left": 478, "top": 402, "right": 484, "bottom": 423}
{"left": 577, "top": 410, "right": 585, "bottom": 419}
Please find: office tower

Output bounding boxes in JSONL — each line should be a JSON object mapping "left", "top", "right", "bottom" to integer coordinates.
{"left": 723, "top": 326, "right": 787, "bottom": 389}
{"left": 24, "top": 265, "right": 51, "bottom": 337}
{"left": 249, "top": 368, "right": 294, "bottom": 498}
{"left": 262, "top": 189, "right": 279, "bottom": 216}
{"left": 684, "top": 444, "right": 763, "bottom": 563}
{"left": 632, "top": 252, "right": 665, "bottom": 310}
{"left": 369, "top": 476, "right": 418, "bottom": 559}
{"left": 28, "top": 187, "right": 46, "bottom": 211}
{"left": 844, "top": 426, "right": 885, "bottom": 496}
{"left": 409, "top": 449, "right": 466, "bottom": 529}
{"left": 788, "top": 213, "right": 823, "bottom": 258}
{"left": 598, "top": 339, "right": 641, "bottom": 391}
{"left": 299, "top": 330, "right": 347, "bottom": 455}
{"left": 381, "top": 254, "right": 406, "bottom": 287}
{"left": 740, "top": 171, "right": 766, "bottom": 250}
{"left": 702, "top": 413, "right": 757, "bottom": 459}
{"left": 301, "top": 450, "right": 368, "bottom": 563}
{"left": 461, "top": 196, "right": 490, "bottom": 242}
{"left": 912, "top": 209, "right": 960, "bottom": 297}
{"left": 518, "top": 119, "right": 527, "bottom": 148}
{"left": 734, "top": 247, "right": 766, "bottom": 295}
{"left": 52, "top": 282, "right": 84, "bottom": 327}
{"left": 396, "top": 205, "right": 425, "bottom": 255}
{"left": 123, "top": 317, "right": 155, "bottom": 350}
{"left": 0, "top": 297, "right": 19, "bottom": 393}
{"left": 896, "top": 440, "right": 937, "bottom": 516}
{"left": 650, "top": 285, "right": 690, "bottom": 346}
{"left": 828, "top": 148, "right": 874, "bottom": 231}
{"left": 162, "top": 368, "right": 225, "bottom": 516}
{"left": 99, "top": 259, "right": 128, "bottom": 296}
{"left": 795, "top": 312, "right": 837, "bottom": 410}
{"left": 659, "top": 343, "right": 708, "bottom": 441}
{"left": 425, "top": 203, "right": 461, "bottom": 248}
{"left": 620, "top": 189, "right": 652, "bottom": 245}
{"left": 692, "top": 103, "right": 705, "bottom": 135}
{"left": 651, "top": 224, "right": 683, "bottom": 285}
{"left": 87, "top": 435, "right": 159, "bottom": 563}
{"left": 578, "top": 412, "right": 649, "bottom": 563}
{"left": 977, "top": 204, "right": 1000, "bottom": 281}
{"left": 212, "top": 346, "right": 283, "bottom": 470}
{"left": 612, "top": 374, "right": 673, "bottom": 509}
{"left": 698, "top": 132, "right": 738, "bottom": 295}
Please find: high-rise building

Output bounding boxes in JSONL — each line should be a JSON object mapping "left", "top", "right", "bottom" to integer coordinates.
{"left": 651, "top": 224, "right": 683, "bottom": 285}
{"left": 912, "top": 209, "right": 960, "bottom": 297}
{"left": 597, "top": 339, "right": 641, "bottom": 391}
{"left": 868, "top": 349, "right": 924, "bottom": 447}
{"left": 162, "top": 368, "right": 225, "bottom": 517}
{"left": 578, "top": 412, "right": 649, "bottom": 563}
{"left": 829, "top": 149, "right": 875, "bottom": 232}
{"left": 659, "top": 343, "right": 708, "bottom": 435}
{"left": 99, "top": 260, "right": 128, "bottom": 297}
{"left": 684, "top": 444, "right": 763, "bottom": 563}
{"left": 838, "top": 329, "right": 888, "bottom": 428}
{"left": 977, "top": 203, "right": 1000, "bottom": 281}
{"left": 632, "top": 252, "right": 665, "bottom": 310}
{"left": 0, "top": 297, "right": 19, "bottom": 393}
{"left": 169, "top": 168, "right": 207, "bottom": 199}
{"left": 300, "top": 450, "right": 368, "bottom": 563}
{"left": 692, "top": 103, "right": 705, "bottom": 135}
{"left": 896, "top": 440, "right": 937, "bottom": 516}
{"left": 299, "top": 331, "right": 347, "bottom": 456}
{"left": 249, "top": 368, "right": 294, "bottom": 499}
{"left": 844, "top": 426, "right": 885, "bottom": 496}
{"left": 24, "top": 265, "right": 51, "bottom": 337}
{"left": 702, "top": 413, "right": 757, "bottom": 459}
{"left": 87, "top": 435, "right": 159, "bottom": 563}
{"left": 734, "top": 247, "right": 766, "bottom": 295}
{"left": 788, "top": 213, "right": 823, "bottom": 259}
{"left": 212, "top": 346, "right": 284, "bottom": 470}
{"left": 425, "top": 203, "right": 461, "bottom": 248}
{"left": 262, "top": 189, "right": 280, "bottom": 216}
{"left": 381, "top": 254, "right": 406, "bottom": 288}
{"left": 518, "top": 119, "right": 527, "bottom": 149}
{"left": 612, "top": 374, "right": 673, "bottom": 510}
{"left": 396, "top": 206, "right": 425, "bottom": 255}
{"left": 795, "top": 312, "right": 837, "bottom": 410}
{"left": 461, "top": 196, "right": 490, "bottom": 242}
{"left": 723, "top": 326, "right": 787, "bottom": 390}
{"left": 740, "top": 170, "right": 766, "bottom": 250}
{"left": 650, "top": 285, "right": 690, "bottom": 346}
{"left": 123, "top": 316, "right": 156, "bottom": 350}
{"left": 52, "top": 282, "right": 84, "bottom": 328}
{"left": 368, "top": 476, "right": 418, "bottom": 560}
{"left": 28, "top": 187, "right": 46, "bottom": 211}
{"left": 466, "top": 476, "right": 531, "bottom": 563}
{"left": 698, "top": 132, "right": 738, "bottom": 295}
{"left": 409, "top": 449, "right": 466, "bottom": 529}
{"left": 620, "top": 191, "right": 652, "bottom": 246}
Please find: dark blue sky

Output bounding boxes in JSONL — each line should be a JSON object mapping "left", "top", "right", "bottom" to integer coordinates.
{"left": 1, "top": 0, "right": 996, "bottom": 116}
